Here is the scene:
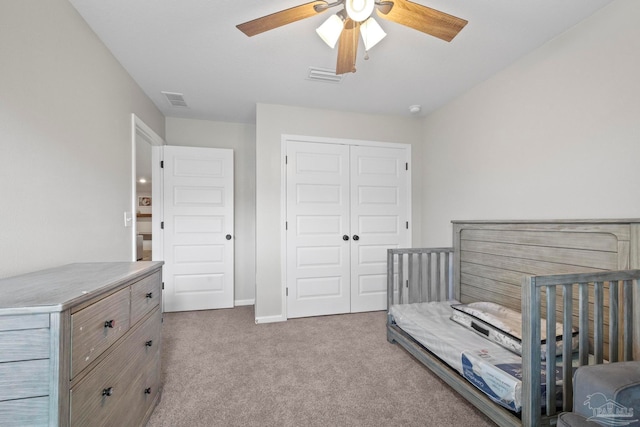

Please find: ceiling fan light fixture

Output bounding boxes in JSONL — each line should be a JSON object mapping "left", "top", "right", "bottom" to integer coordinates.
{"left": 316, "top": 14, "right": 344, "bottom": 48}
{"left": 345, "top": 0, "right": 375, "bottom": 22}
{"left": 360, "top": 17, "right": 386, "bottom": 50}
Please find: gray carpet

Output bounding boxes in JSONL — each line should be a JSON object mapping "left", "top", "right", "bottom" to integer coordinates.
{"left": 146, "top": 306, "right": 496, "bottom": 426}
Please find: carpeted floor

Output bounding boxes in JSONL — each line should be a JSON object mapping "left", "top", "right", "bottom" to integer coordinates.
{"left": 146, "top": 306, "right": 496, "bottom": 426}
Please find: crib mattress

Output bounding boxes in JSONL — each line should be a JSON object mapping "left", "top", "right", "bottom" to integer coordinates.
{"left": 389, "top": 301, "right": 562, "bottom": 412}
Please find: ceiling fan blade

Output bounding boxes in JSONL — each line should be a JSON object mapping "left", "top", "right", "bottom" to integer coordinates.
{"left": 237, "top": 1, "right": 329, "bottom": 37}
{"left": 336, "top": 19, "right": 359, "bottom": 74}
{"left": 376, "top": 0, "right": 467, "bottom": 42}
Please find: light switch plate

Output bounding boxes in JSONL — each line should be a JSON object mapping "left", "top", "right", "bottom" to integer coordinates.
{"left": 124, "top": 211, "right": 133, "bottom": 227}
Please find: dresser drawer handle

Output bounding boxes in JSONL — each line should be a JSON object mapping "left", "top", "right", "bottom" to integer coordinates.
{"left": 146, "top": 292, "right": 153, "bottom": 299}
{"left": 104, "top": 320, "right": 115, "bottom": 328}
{"left": 102, "top": 387, "right": 114, "bottom": 397}
{"left": 144, "top": 387, "right": 152, "bottom": 394}
{"left": 145, "top": 340, "right": 153, "bottom": 347}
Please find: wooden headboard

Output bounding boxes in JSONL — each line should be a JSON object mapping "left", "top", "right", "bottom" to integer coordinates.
{"left": 452, "top": 219, "right": 640, "bottom": 309}
{"left": 451, "top": 219, "right": 640, "bottom": 356}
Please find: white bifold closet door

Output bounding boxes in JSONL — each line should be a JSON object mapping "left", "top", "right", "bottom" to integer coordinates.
{"left": 286, "top": 140, "right": 409, "bottom": 318}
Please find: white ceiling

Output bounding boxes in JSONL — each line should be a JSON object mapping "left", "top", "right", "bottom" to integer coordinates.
{"left": 68, "top": 0, "right": 613, "bottom": 124}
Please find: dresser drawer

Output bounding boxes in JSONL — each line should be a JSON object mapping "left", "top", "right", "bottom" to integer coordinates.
{"left": 70, "top": 307, "right": 161, "bottom": 426}
{"left": 71, "top": 287, "right": 130, "bottom": 378}
{"left": 112, "top": 351, "right": 161, "bottom": 427}
{"left": 131, "top": 271, "right": 162, "bottom": 325}
{"left": 0, "top": 313, "right": 49, "bottom": 332}
{"left": 0, "top": 359, "right": 49, "bottom": 401}
{"left": 0, "top": 328, "right": 49, "bottom": 363}
{"left": 0, "top": 396, "right": 48, "bottom": 427}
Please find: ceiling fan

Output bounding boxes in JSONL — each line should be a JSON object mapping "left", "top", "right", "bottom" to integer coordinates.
{"left": 236, "top": 0, "right": 467, "bottom": 75}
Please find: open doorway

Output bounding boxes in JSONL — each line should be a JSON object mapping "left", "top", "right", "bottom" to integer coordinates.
{"left": 136, "top": 139, "right": 153, "bottom": 259}
{"left": 131, "top": 114, "right": 164, "bottom": 262}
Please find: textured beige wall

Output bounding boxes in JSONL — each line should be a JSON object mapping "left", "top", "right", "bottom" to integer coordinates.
{"left": 0, "top": 0, "right": 164, "bottom": 278}
{"left": 255, "top": 104, "right": 423, "bottom": 321}
{"left": 420, "top": 0, "right": 640, "bottom": 246}
{"left": 165, "top": 117, "right": 257, "bottom": 304}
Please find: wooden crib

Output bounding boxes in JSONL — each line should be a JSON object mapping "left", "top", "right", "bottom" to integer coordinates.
{"left": 386, "top": 219, "right": 640, "bottom": 426}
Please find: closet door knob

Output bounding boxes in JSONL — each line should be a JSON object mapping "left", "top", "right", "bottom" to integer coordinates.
{"left": 104, "top": 320, "right": 115, "bottom": 328}
{"left": 342, "top": 235, "right": 349, "bottom": 241}
{"left": 102, "top": 387, "right": 114, "bottom": 397}
{"left": 144, "top": 387, "right": 152, "bottom": 394}
{"left": 145, "top": 340, "right": 153, "bottom": 347}
{"left": 226, "top": 234, "right": 232, "bottom": 240}
{"left": 146, "top": 292, "right": 153, "bottom": 299}
{"left": 352, "top": 235, "right": 360, "bottom": 241}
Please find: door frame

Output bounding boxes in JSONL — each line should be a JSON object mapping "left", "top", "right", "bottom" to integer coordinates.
{"left": 280, "top": 134, "right": 412, "bottom": 319}
{"left": 130, "top": 114, "right": 165, "bottom": 261}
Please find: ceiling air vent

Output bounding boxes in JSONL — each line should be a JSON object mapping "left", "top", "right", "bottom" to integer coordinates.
{"left": 307, "top": 67, "right": 344, "bottom": 84}
{"left": 161, "top": 91, "right": 188, "bottom": 108}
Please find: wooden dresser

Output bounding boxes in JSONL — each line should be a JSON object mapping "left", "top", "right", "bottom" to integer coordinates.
{"left": 0, "top": 262, "right": 163, "bottom": 426}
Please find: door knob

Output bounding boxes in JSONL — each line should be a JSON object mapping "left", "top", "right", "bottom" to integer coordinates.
{"left": 352, "top": 235, "right": 360, "bottom": 241}
{"left": 226, "top": 234, "right": 232, "bottom": 240}
{"left": 342, "top": 235, "right": 349, "bottom": 241}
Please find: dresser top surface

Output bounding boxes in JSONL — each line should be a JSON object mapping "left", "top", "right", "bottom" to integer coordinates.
{"left": 0, "top": 262, "right": 163, "bottom": 314}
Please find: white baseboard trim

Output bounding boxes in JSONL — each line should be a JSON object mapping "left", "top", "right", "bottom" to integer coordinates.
{"left": 234, "top": 299, "right": 255, "bottom": 307}
{"left": 255, "top": 314, "right": 287, "bottom": 324}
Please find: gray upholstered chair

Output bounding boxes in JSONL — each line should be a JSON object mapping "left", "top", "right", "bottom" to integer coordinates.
{"left": 557, "top": 361, "right": 640, "bottom": 427}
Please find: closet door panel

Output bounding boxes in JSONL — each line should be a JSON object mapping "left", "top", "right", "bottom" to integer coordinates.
{"left": 350, "top": 145, "right": 410, "bottom": 312}
{"left": 286, "top": 141, "right": 351, "bottom": 318}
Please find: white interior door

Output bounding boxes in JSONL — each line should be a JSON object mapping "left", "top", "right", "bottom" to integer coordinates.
{"left": 286, "top": 139, "right": 410, "bottom": 318}
{"left": 350, "top": 145, "right": 409, "bottom": 312}
{"left": 286, "top": 141, "right": 351, "bottom": 318}
{"left": 162, "top": 146, "right": 234, "bottom": 312}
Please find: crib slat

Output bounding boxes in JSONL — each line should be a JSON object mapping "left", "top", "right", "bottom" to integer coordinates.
{"left": 609, "top": 280, "right": 619, "bottom": 362}
{"left": 593, "top": 282, "right": 604, "bottom": 364}
{"left": 562, "top": 284, "right": 573, "bottom": 411}
{"left": 387, "top": 250, "right": 394, "bottom": 309}
{"left": 545, "top": 287, "right": 557, "bottom": 415}
{"left": 435, "top": 252, "right": 441, "bottom": 301}
{"left": 418, "top": 253, "right": 423, "bottom": 302}
{"left": 578, "top": 283, "right": 589, "bottom": 366}
{"left": 398, "top": 253, "right": 404, "bottom": 304}
{"left": 623, "top": 280, "right": 632, "bottom": 361}
{"left": 522, "top": 276, "right": 541, "bottom": 427}
{"left": 444, "top": 252, "right": 451, "bottom": 300}
{"left": 408, "top": 253, "right": 414, "bottom": 303}
{"left": 426, "top": 253, "right": 432, "bottom": 302}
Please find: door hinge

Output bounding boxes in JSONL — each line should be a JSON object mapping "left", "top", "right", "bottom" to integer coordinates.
{"left": 285, "top": 155, "right": 288, "bottom": 165}
{"left": 286, "top": 287, "right": 288, "bottom": 296}
{"left": 162, "top": 282, "right": 165, "bottom": 290}
{"left": 406, "top": 279, "right": 409, "bottom": 288}
{"left": 161, "top": 221, "right": 164, "bottom": 229}
{"left": 406, "top": 221, "right": 409, "bottom": 229}
{"left": 406, "top": 162, "right": 408, "bottom": 171}
{"left": 285, "top": 221, "right": 288, "bottom": 230}
{"left": 160, "top": 160, "right": 164, "bottom": 168}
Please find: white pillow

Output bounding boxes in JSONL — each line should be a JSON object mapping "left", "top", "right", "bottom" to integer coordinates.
{"left": 450, "top": 301, "right": 578, "bottom": 360}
